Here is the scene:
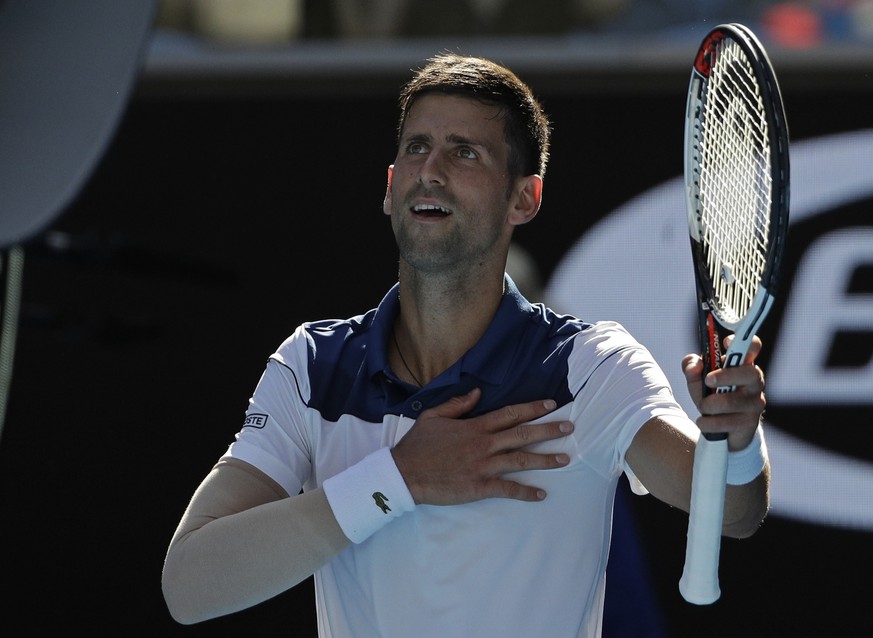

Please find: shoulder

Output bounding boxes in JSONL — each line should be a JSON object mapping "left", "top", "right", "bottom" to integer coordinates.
{"left": 271, "top": 284, "right": 399, "bottom": 364}
{"left": 271, "top": 309, "right": 378, "bottom": 363}
{"left": 572, "top": 319, "right": 642, "bottom": 352}
{"left": 562, "top": 319, "right": 667, "bottom": 389}
{"left": 529, "top": 304, "right": 641, "bottom": 356}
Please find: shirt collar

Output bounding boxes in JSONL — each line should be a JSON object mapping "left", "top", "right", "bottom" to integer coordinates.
{"left": 367, "top": 275, "right": 533, "bottom": 389}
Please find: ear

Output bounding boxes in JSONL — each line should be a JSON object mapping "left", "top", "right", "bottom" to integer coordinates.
{"left": 382, "top": 165, "right": 394, "bottom": 216}
{"left": 507, "top": 175, "right": 543, "bottom": 227}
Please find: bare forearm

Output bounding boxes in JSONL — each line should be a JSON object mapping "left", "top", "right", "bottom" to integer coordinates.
{"left": 722, "top": 464, "right": 770, "bottom": 538}
{"left": 626, "top": 416, "right": 769, "bottom": 538}
{"left": 162, "top": 487, "right": 349, "bottom": 624}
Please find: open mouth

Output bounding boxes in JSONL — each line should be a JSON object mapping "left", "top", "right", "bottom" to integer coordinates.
{"left": 412, "top": 203, "right": 452, "bottom": 217}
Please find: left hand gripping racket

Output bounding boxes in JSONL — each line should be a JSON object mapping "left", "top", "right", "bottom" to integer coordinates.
{"left": 679, "top": 23, "right": 790, "bottom": 605}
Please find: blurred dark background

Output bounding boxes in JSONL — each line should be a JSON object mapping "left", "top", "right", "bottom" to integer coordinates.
{"left": 2, "top": 1, "right": 872, "bottom": 636}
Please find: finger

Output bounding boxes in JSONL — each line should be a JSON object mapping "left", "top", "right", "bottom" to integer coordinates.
{"left": 697, "top": 381, "right": 766, "bottom": 436}
{"left": 724, "top": 334, "right": 763, "bottom": 364}
{"left": 705, "top": 363, "right": 765, "bottom": 394}
{"left": 482, "top": 448, "right": 574, "bottom": 500}
{"left": 696, "top": 407, "right": 764, "bottom": 447}
{"left": 498, "top": 448, "right": 572, "bottom": 474}
{"left": 699, "top": 388, "right": 766, "bottom": 418}
{"left": 494, "top": 419, "right": 574, "bottom": 453}
{"left": 482, "top": 477, "right": 548, "bottom": 502}
{"left": 477, "top": 398, "right": 558, "bottom": 433}
{"left": 696, "top": 414, "right": 752, "bottom": 439}
{"left": 422, "top": 387, "right": 482, "bottom": 420}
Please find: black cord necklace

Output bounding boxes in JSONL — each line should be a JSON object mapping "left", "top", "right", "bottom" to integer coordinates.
{"left": 391, "top": 330, "right": 423, "bottom": 387}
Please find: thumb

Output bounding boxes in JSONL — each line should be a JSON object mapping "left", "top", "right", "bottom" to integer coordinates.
{"left": 682, "top": 353, "right": 705, "bottom": 406}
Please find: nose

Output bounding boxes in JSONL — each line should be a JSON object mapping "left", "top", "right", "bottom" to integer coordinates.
{"left": 417, "top": 151, "right": 446, "bottom": 187}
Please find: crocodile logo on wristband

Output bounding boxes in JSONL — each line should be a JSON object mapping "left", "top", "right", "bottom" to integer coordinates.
{"left": 372, "top": 492, "right": 391, "bottom": 514}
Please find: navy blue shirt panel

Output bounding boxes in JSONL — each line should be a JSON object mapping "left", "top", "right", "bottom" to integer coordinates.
{"left": 303, "top": 277, "right": 590, "bottom": 423}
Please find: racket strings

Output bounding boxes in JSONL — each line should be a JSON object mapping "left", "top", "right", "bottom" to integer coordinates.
{"left": 695, "top": 38, "right": 771, "bottom": 323}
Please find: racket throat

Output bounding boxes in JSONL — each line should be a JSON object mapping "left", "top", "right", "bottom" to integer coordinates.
{"left": 703, "top": 311, "right": 721, "bottom": 375}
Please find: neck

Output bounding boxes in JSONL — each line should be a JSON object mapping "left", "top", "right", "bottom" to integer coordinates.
{"left": 389, "top": 270, "right": 506, "bottom": 386}
{"left": 391, "top": 327, "right": 424, "bottom": 387}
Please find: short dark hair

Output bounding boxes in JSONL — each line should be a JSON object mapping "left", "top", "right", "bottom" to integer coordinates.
{"left": 396, "top": 53, "right": 551, "bottom": 180}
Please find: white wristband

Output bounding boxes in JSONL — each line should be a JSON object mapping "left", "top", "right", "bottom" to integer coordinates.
{"left": 322, "top": 447, "right": 415, "bottom": 544}
{"left": 726, "top": 424, "right": 768, "bottom": 485}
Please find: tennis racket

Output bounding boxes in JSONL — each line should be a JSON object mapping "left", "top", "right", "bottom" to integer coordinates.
{"left": 679, "top": 23, "right": 789, "bottom": 605}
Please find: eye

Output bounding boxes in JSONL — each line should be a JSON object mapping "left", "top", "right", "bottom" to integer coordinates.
{"left": 406, "top": 141, "right": 428, "bottom": 155}
{"left": 457, "top": 146, "right": 478, "bottom": 160}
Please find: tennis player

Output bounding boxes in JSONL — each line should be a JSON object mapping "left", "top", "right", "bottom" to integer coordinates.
{"left": 162, "top": 53, "right": 769, "bottom": 638}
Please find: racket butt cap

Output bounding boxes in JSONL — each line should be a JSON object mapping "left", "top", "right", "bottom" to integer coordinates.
{"left": 679, "top": 576, "right": 721, "bottom": 605}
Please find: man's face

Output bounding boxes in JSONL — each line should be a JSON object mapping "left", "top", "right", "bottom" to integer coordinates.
{"left": 383, "top": 93, "right": 519, "bottom": 275}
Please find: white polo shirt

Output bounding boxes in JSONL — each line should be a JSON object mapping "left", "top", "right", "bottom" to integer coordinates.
{"left": 224, "top": 276, "right": 687, "bottom": 638}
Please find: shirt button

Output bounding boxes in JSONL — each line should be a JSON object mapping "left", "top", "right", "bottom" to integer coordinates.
{"left": 411, "top": 400, "right": 423, "bottom": 412}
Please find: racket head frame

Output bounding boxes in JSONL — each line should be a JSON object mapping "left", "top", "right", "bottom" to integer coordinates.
{"left": 685, "top": 22, "right": 790, "bottom": 366}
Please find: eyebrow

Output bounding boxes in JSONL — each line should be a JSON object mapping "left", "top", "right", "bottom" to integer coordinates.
{"left": 403, "top": 132, "right": 490, "bottom": 153}
{"left": 446, "top": 133, "right": 486, "bottom": 149}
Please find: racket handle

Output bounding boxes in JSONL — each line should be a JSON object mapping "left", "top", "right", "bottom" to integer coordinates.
{"left": 679, "top": 434, "right": 728, "bottom": 605}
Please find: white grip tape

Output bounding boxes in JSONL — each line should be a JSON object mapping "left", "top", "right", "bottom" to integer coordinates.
{"left": 726, "top": 424, "right": 768, "bottom": 485}
{"left": 322, "top": 447, "right": 415, "bottom": 544}
{"left": 679, "top": 435, "right": 728, "bottom": 605}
